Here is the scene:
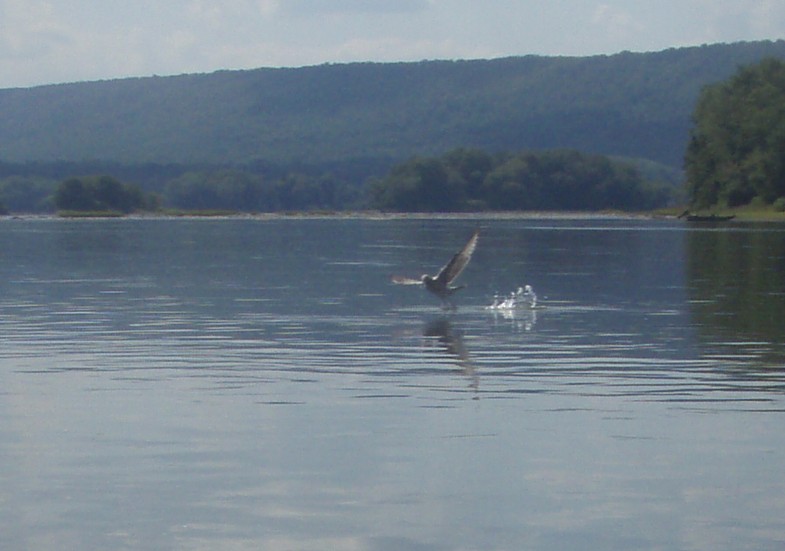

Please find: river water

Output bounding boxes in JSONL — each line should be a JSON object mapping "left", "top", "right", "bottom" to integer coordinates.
{"left": 1, "top": 216, "right": 784, "bottom": 550}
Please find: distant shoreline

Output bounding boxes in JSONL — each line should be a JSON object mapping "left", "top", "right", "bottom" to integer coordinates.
{"left": 3, "top": 209, "right": 784, "bottom": 222}
{"left": 3, "top": 210, "right": 660, "bottom": 221}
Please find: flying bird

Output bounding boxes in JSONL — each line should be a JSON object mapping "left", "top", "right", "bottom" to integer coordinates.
{"left": 392, "top": 229, "right": 479, "bottom": 308}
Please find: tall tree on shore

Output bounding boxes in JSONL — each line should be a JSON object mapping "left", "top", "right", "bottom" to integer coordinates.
{"left": 685, "top": 58, "right": 785, "bottom": 208}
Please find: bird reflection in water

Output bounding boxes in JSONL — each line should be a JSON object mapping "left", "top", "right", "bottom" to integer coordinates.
{"left": 423, "top": 318, "right": 479, "bottom": 396}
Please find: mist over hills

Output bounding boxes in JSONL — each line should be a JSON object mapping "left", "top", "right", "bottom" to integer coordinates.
{"left": 2, "top": 40, "right": 785, "bottom": 178}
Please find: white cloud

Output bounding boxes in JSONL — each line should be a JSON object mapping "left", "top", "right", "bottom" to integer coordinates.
{"left": 186, "top": 0, "right": 225, "bottom": 21}
{"left": 591, "top": 4, "right": 645, "bottom": 44}
{"left": 256, "top": 0, "right": 280, "bottom": 16}
{"left": 687, "top": 0, "right": 785, "bottom": 42}
{"left": 185, "top": 0, "right": 279, "bottom": 22}
{"left": 748, "top": 0, "right": 785, "bottom": 34}
{"left": 0, "top": 0, "right": 72, "bottom": 59}
{"left": 282, "top": 0, "right": 430, "bottom": 16}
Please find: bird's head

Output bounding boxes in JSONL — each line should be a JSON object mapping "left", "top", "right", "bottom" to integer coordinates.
{"left": 421, "top": 274, "right": 432, "bottom": 283}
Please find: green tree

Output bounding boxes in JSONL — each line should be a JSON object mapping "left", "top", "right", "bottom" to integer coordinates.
{"left": 371, "top": 147, "right": 671, "bottom": 212}
{"left": 370, "top": 157, "right": 466, "bottom": 212}
{"left": 481, "top": 155, "right": 535, "bottom": 209}
{"left": 162, "top": 169, "right": 358, "bottom": 212}
{"left": 686, "top": 58, "right": 785, "bottom": 208}
{"left": 94, "top": 176, "right": 129, "bottom": 211}
{"left": 0, "top": 176, "right": 57, "bottom": 212}
{"left": 53, "top": 175, "right": 147, "bottom": 213}
{"left": 55, "top": 178, "right": 98, "bottom": 211}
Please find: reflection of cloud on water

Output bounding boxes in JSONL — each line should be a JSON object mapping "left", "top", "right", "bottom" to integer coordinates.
{"left": 422, "top": 318, "right": 478, "bottom": 395}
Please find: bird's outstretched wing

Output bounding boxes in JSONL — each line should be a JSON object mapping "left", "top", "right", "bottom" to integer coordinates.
{"left": 436, "top": 229, "right": 479, "bottom": 285}
{"left": 391, "top": 275, "right": 423, "bottom": 285}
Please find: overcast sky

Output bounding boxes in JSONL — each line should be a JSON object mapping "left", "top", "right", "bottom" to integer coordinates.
{"left": 2, "top": 0, "right": 784, "bottom": 89}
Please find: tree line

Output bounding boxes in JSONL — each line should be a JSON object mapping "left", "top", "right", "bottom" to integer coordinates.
{"left": 0, "top": 148, "right": 676, "bottom": 215}
{"left": 369, "top": 149, "right": 673, "bottom": 211}
{"left": 0, "top": 170, "right": 366, "bottom": 214}
{"left": 163, "top": 170, "right": 362, "bottom": 211}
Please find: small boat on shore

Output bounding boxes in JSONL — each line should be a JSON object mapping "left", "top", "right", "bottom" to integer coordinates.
{"left": 678, "top": 210, "right": 736, "bottom": 223}
{"left": 686, "top": 214, "right": 736, "bottom": 222}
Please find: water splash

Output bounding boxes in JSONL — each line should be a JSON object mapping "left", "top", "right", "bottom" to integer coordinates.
{"left": 486, "top": 285, "right": 537, "bottom": 311}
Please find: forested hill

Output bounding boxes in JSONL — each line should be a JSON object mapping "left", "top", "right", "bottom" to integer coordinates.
{"left": 2, "top": 40, "right": 785, "bottom": 171}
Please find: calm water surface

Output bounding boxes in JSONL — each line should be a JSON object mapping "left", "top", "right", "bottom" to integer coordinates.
{"left": 1, "top": 216, "right": 784, "bottom": 550}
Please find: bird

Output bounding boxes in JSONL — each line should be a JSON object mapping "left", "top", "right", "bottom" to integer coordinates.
{"left": 392, "top": 229, "right": 479, "bottom": 308}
